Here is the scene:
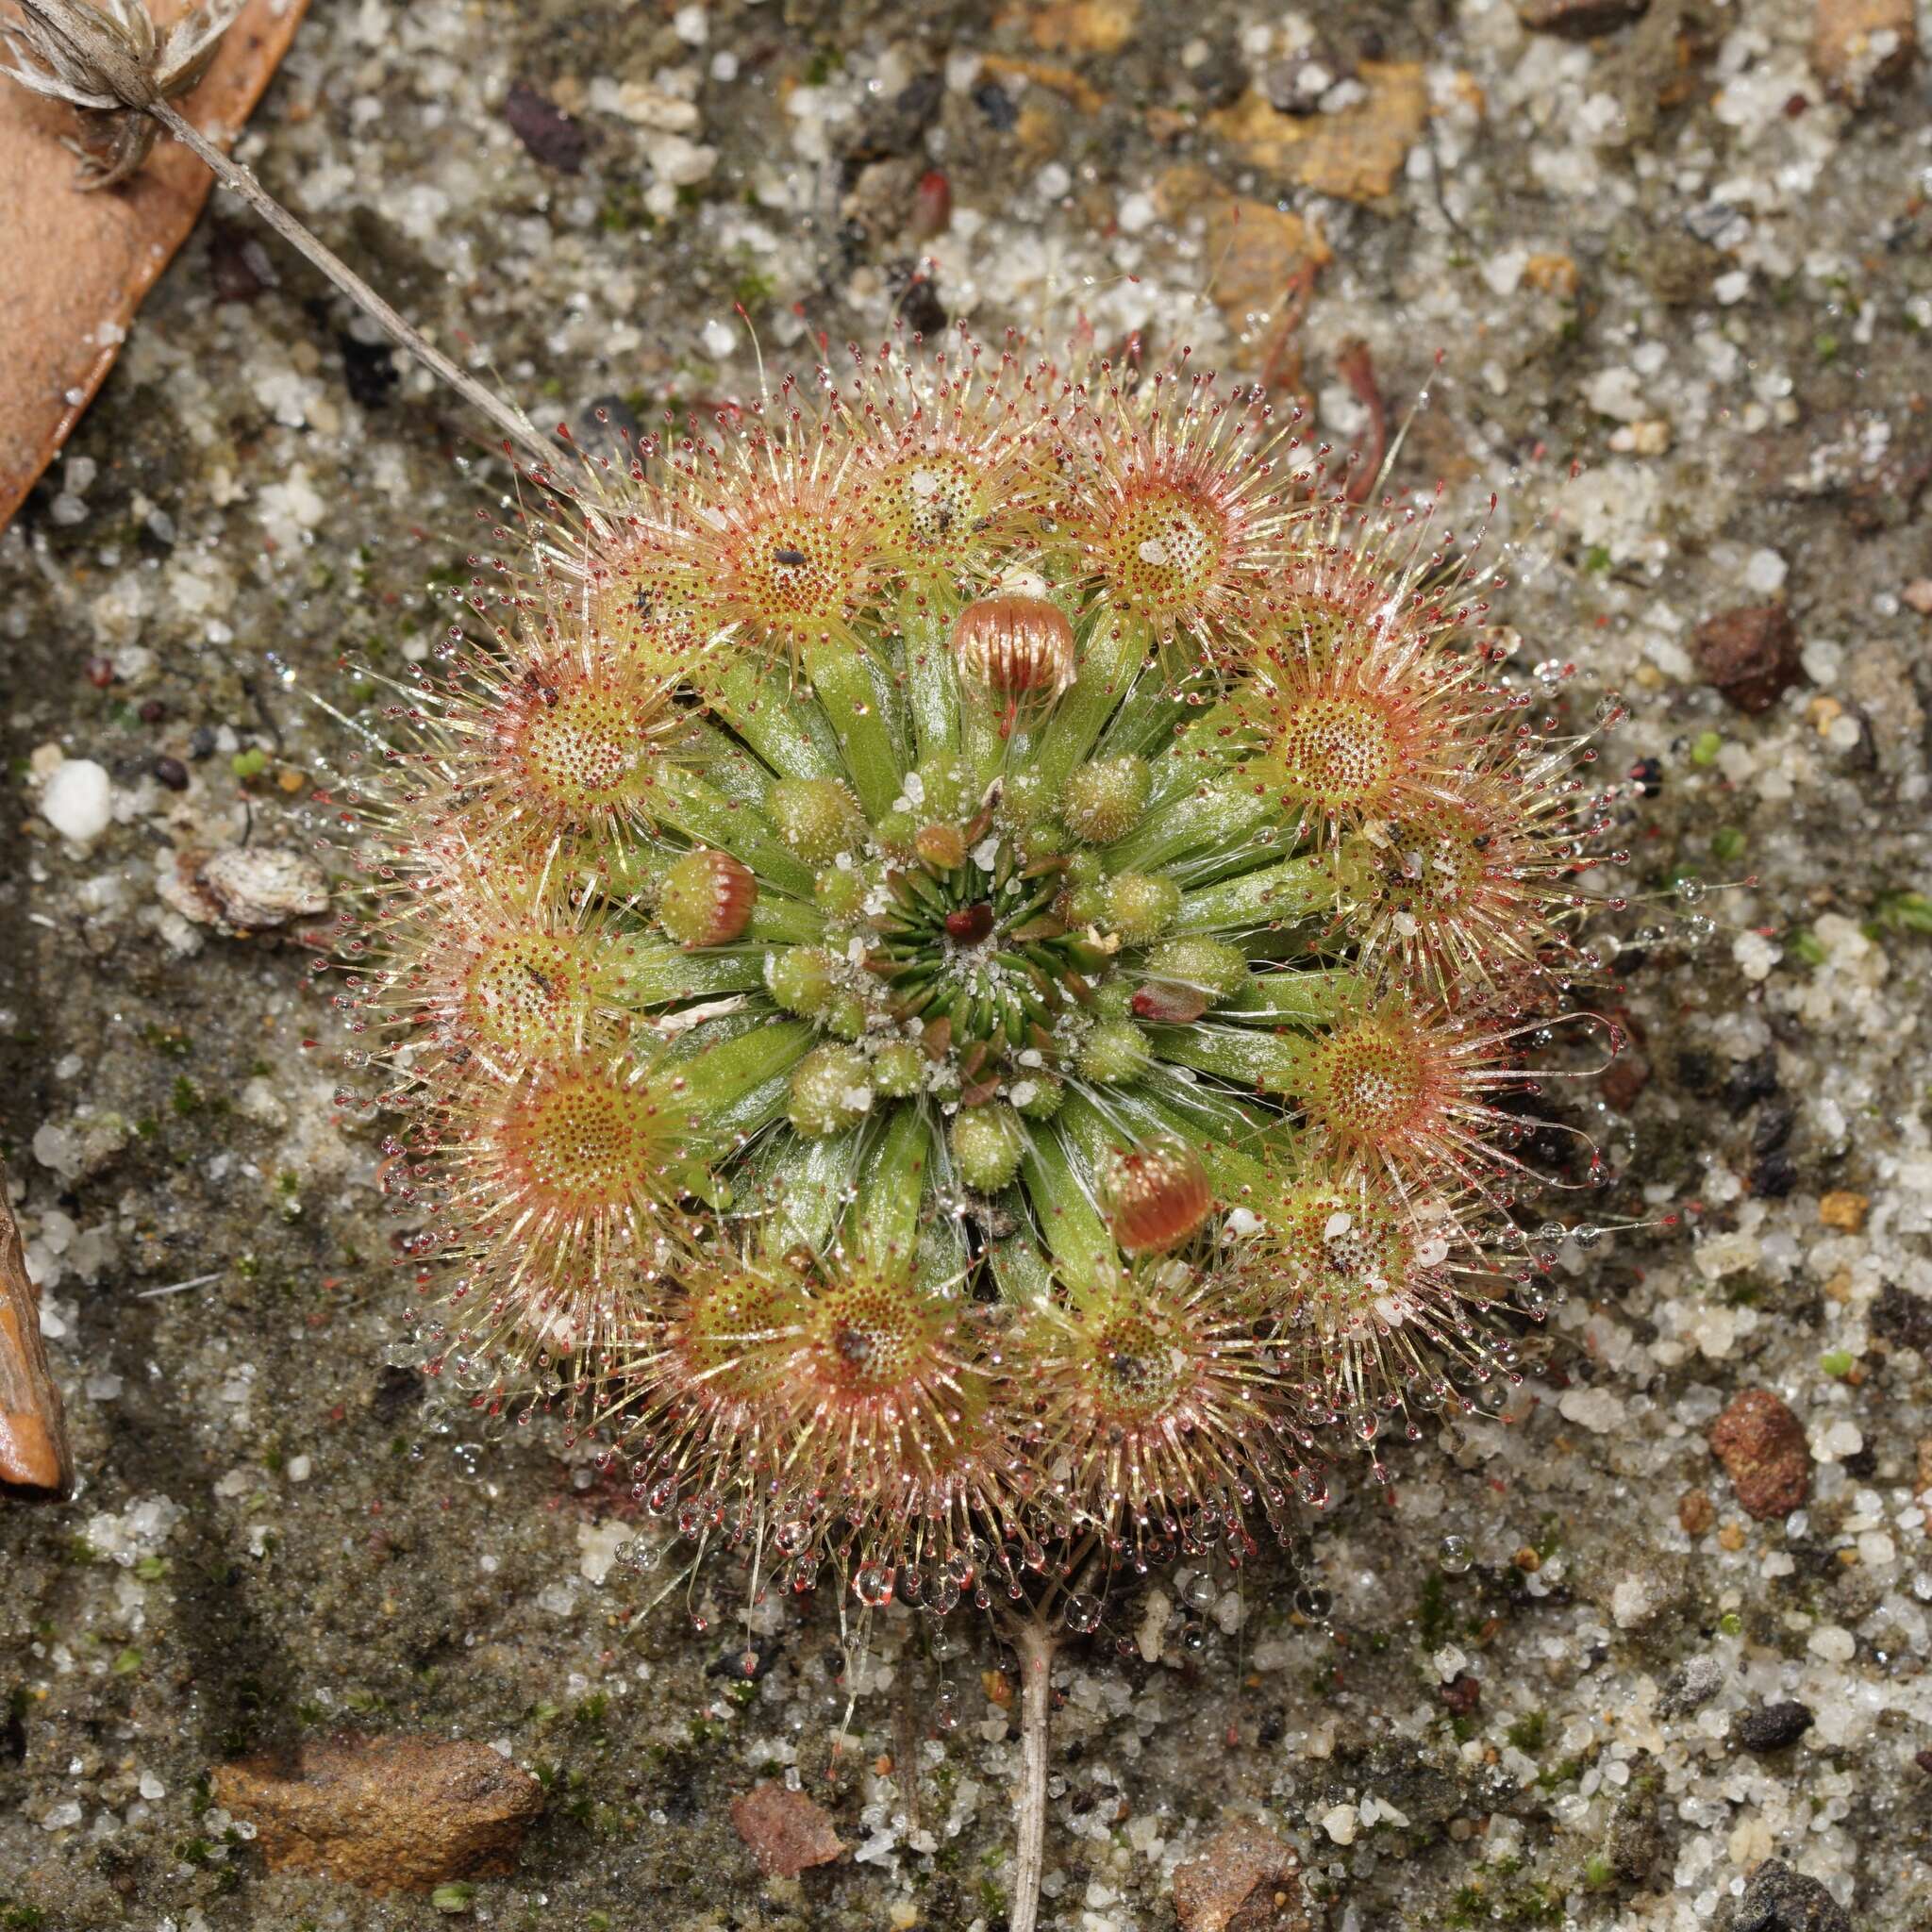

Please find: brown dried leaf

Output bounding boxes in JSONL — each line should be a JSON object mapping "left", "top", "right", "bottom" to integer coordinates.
{"left": 1, "top": 1158, "right": 73, "bottom": 1497}
{"left": 1201, "top": 200, "right": 1330, "bottom": 339}
{"left": 0, "top": 0, "right": 311, "bottom": 532}
{"left": 1207, "top": 62, "right": 1429, "bottom": 204}
{"left": 211, "top": 1733, "right": 543, "bottom": 1893}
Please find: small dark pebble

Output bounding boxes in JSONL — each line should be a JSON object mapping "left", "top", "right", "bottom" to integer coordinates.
{"left": 208, "top": 220, "right": 277, "bottom": 303}
{"left": 1724, "top": 1048, "right": 1780, "bottom": 1110}
{"left": 896, "top": 269, "right": 947, "bottom": 339}
{"left": 503, "top": 80, "right": 589, "bottom": 173}
{"left": 370, "top": 1364, "right": 422, "bottom": 1420}
{"left": 1675, "top": 1049, "right": 1719, "bottom": 1095}
{"left": 708, "top": 1641, "right": 778, "bottom": 1683}
{"left": 1257, "top": 1709, "right": 1285, "bottom": 1746}
{"left": 1870, "top": 1282, "right": 1932, "bottom": 1357}
{"left": 1716, "top": 1858, "right": 1849, "bottom": 1932}
{"left": 1517, "top": 0, "right": 1650, "bottom": 36}
{"left": 188, "top": 724, "right": 218, "bottom": 761}
{"left": 138, "top": 698, "right": 166, "bottom": 725}
{"left": 338, "top": 332, "right": 399, "bottom": 410}
{"left": 854, "top": 71, "right": 943, "bottom": 160}
{"left": 1600, "top": 1050, "right": 1651, "bottom": 1113}
{"left": 972, "top": 81, "right": 1017, "bottom": 130}
{"left": 1440, "top": 1674, "right": 1481, "bottom": 1716}
{"left": 1732, "top": 1701, "right": 1813, "bottom": 1754}
{"left": 1749, "top": 1149, "right": 1799, "bottom": 1199}
{"left": 571, "top": 393, "right": 643, "bottom": 464}
{"left": 1915, "top": 1748, "right": 1932, "bottom": 1775}
{"left": 1751, "top": 1104, "right": 1796, "bottom": 1156}
{"left": 153, "top": 756, "right": 190, "bottom": 792}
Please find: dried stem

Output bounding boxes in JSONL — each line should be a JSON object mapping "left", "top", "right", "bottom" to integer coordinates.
{"left": 149, "top": 98, "right": 558, "bottom": 472}
{"left": 1008, "top": 1609, "right": 1056, "bottom": 1932}
{"left": 998, "top": 1534, "right": 1101, "bottom": 1932}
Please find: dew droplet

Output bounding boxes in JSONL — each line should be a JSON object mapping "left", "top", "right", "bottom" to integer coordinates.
{"left": 1064, "top": 1591, "right": 1103, "bottom": 1634}
{"left": 853, "top": 1562, "right": 896, "bottom": 1607}
{"left": 1439, "top": 1534, "right": 1474, "bottom": 1574}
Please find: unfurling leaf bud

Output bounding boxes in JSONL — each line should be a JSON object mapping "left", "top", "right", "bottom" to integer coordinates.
{"left": 1077, "top": 1016, "right": 1153, "bottom": 1085}
{"left": 770, "top": 776, "right": 861, "bottom": 862}
{"left": 788, "top": 1044, "right": 874, "bottom": 1136}
{"left": 1061, "top": 755, "right": 1150, "bottom": 845}
{"left": 1102, "top": 872, "right": 1181, "bottom": 944}
{"left": 658, "top": 850, "right": 757, "bottom": 947}
{"left": 916, "top": 823, "right": 968, "bottom": 870}
{"left": 1131, "top": 979, "right": 1209, "bottom": 1024}
{"left": 952, "top": 1102, "right": 1025, "bottom": 1192}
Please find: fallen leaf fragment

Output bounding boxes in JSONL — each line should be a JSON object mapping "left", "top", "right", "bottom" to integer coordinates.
{"left": 1201, "top": 200, "right": 1330, "bottom": 337}
{"left": 729, "top": 1780, "right": 848, "bottom": 1878}
{"left": 211, "top": 1733, "right": 543, "bottom": 1893}
{"left": 1, "top": 1162, "right": 73, "bottom": 1497}
{"left": 0, "top": 0, "right": 312, "bottom": 532}
{"left": 1004, "top": 0, "right": 1139, "bottom": 56}
{"left": 1207, "top": 63, "right": 1428, "bottom": 205}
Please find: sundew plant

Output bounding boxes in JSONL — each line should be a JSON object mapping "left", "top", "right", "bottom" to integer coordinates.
{"left": 332, "top": 332, "right": 1631, "bottom": 1625}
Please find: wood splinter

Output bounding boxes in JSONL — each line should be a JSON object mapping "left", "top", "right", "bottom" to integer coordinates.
{"left": 1, "top": 1162, "right": 73, "bottom": 1499}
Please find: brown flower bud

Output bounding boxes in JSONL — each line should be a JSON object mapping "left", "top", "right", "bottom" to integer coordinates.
{"left": 951, "top": 595, "right": 1076, "bottom": 714}
{"left": 1102, "top": 1141, "right": 1214, "bottom": 1256}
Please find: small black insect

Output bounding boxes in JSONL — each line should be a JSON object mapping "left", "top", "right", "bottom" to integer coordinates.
{"left": 773, "top": 546, "right": 809, "bottom": 567}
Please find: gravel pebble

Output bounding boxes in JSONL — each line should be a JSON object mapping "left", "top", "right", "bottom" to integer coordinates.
{"left": 1732, "top": 1701, "right": 1815, "bottom": 1754}
{"left": 1692, "top": 605, "right": 1806, "bottom": 715}
{"left": 1716, "top": 1857, "right": 1852, "bottom": 1932}
{"left": 1709, "top": 1388, "right": 1812, "bottom": 1520}
{"left": 38, "top": 758, "right": 111, "bottom": 844}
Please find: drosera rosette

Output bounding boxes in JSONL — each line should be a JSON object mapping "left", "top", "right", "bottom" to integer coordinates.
{"left": 326, "top": 324, "right": 1647, "bottom": 1633}
{"left": 298, "top": 323, "right": 1670, "bottom": 1932}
